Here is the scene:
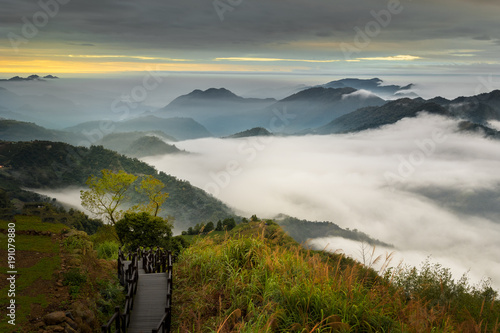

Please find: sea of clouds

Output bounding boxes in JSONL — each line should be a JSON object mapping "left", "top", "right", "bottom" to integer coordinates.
{"left": 141, "top": 113, "right": 500, "bottom": 288}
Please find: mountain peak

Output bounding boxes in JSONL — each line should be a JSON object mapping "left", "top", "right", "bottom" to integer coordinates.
{"left": 187, "top": 87, "right": 240, "bottom": 100}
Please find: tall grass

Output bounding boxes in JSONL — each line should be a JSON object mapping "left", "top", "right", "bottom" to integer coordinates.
{"left": 172, "top": 222, "right": 499, "bottom": 332}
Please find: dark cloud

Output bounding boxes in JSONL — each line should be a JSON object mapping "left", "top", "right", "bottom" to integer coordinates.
{"left": 1, "top": 0, "right": 498, "bottom": 57}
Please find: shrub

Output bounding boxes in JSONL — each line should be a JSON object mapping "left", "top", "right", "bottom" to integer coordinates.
{"left": 63, "top": 268, "right": 87, "bottom": 297}
{"left": 96, "top": 241, "right": 120, "bottom": 260}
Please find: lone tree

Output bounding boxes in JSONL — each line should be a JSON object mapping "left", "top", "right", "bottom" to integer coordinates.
{"left": 134, "top": 175, "right": 169, "bottom": 217}
{"left": 80, "top": 169, "right": 137, "bottom": 225}
{"left": 115, "top": 212, "right": 173, "bottom": 250}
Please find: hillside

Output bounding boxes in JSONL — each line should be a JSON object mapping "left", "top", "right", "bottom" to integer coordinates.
{"left": 276, "top": 215, "right": 392, "bottom": 247}
{"left": 172, "top": 220, "right": 500, "bottom": 332}
{"left": 0, "top": 119, "right": 83, "bottom": 145}
{"left": 225, "top": 127, "right": 273, "bottom": 139}
{"left": 0, "top": 140, "right": 234, "bottom": 229}
{"left": 65, "top": 115, "right": 212, "bottom": 141}
{"left": 96, "top": 131, "right": 182, "bottom": 158}
{"left": 316, "top": 98, "right": 449, "bottom": 134}
{"left": 316, "top": 78, "right": 417, "bottom": 98}
{"left": 260, "top": 87, "right": 386, "bottom": 133}
{"left": 0, "top": 213, "right": 119, "bottom": 333}
{"left": 157, "top": 88, "right": 276, "bottom": 136}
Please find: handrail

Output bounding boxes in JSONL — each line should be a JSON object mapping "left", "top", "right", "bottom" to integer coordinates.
{"left": 102, "top": 247, "right": 173, "bottom": 333}
{"left": 152, "top": 251, "right": 173, "bottom": 333}
{"left": 101, "top": 249, "right": 139, "bottom": 333}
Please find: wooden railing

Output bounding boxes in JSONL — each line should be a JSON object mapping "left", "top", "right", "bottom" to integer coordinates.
{"left": 101, "top": 247, "right": 173, "bottom": 333}
{"left": 152, "top": 251, "right": 173, "bottom": 333}
{"left": 101, "top": 248, "right": 139, "bottom": 333}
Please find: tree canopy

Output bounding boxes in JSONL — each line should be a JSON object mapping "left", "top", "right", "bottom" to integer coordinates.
{"left": 115, "top": 212, "right": 173, "bottom": 250}
{"left": 80, "top": 169, "right": 137, "bottom": 225}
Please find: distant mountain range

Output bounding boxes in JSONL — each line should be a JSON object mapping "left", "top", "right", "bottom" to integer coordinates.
{"left": 96, "top": 131, "right": 184, "bottom": 158}
{"left": 312, "top": 78, "right": 417, "bottom": 99}
{"left": 2, "top": 78, "right": 500, "bottom": 144}
{"left": 315, "top": 90, "right": 500, "bottom": 135}
{"left": 65, "top": 116, "right": 212, "bottom": 141}
{"left": 0, "top": 74, "right": 59, "bottom": 81}
{"left": 157, "top": 88, "right": 276, "bottom": 136}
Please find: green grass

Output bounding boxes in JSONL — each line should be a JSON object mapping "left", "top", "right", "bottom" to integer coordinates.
{"left": 0, "top": 215, "right": 68, "bottom": 233}
{"left": 0, "top": 215, "right": 65, "bottom": 331}
{"left": 172, "top": 222, "right": 500, "bottom": 332}
{"left": 0, "top": 256, "right": 61, "bottom": 331}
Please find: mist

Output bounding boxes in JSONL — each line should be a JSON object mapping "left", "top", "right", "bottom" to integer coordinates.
{"left": 142, "top": 113, "right": 500, "bottom": 288}
{"left": 1, "top": 74, "right": 499, "bottom": 129}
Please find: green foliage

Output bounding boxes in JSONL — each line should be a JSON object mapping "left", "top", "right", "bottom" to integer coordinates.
{"left": 277, "top": 215, "right": 391, "bottom": 247}
{"left": 134, "top": 174, "right": 169, "bottom": 217}
{"left": 80, "top": 169, "right": 138, "bottom": 225}
{"left": 63, "top": 268, "right": 88, "bottom": 297}
{"left": 91, "top": 224, "right": 119, "bottom": 244}
{"left": 96, "top": 241, "right": 120, "bottom": 260}
{"left": 170, "top": 235, "right": 190, "bottom": 256}
{"left": 0, "top": 140, "right": 235, "bottom": 227}
{"left": 388, "top": 258, "right": 500, "bottom": 329}
{"left": 172, "top": 222, "right": 500, "bottom": 332}
{"left": 115, "top": 212, "right": 173, "bottom": 250}
{"left": 96, "top": 277, "right": 125, "bottom": 319}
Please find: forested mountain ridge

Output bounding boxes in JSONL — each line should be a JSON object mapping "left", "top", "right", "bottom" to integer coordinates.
{"left": 0, "top": 140, "right": 234, "bottom": 229}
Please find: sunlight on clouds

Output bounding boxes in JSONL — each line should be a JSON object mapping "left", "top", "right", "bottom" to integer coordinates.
{"left": 215, "top": 57, "right": 340, "bottom": 63}
{"left": 356, "top": 55, "right": 421, "bottom": 61}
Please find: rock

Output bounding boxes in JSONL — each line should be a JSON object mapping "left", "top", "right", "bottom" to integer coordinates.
{"left": 46, "top": 325, "right": 65, "bottom": 332}
{"left": 71, "top": 301, "right": 95, "bottom": 325}
{"left": 65, "top": 317, "right": 79, "bottom": 331}
{"left": 43, "top": 311, "right": 67, "bottom": 325}
{"left": 63, "top": 323, "right": 78, "bottom": 333}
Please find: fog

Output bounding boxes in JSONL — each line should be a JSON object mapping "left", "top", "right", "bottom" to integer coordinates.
{"left": 1, "top": 74, "right": 499, "bottom": 129}
{"left": 142, "top": 113, "right": 500, "bottom": 288}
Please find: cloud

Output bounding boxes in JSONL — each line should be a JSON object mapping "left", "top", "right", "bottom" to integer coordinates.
{"left": 356, "top": 55, "right": 421, "bottom": 61}
{"left": 143, "top": 113, "right": 500, "bottom": 288}
{"left": 1, "top": 0, "right": 499, "bottom": 66}
{"left": 341, "top": 89, "right": 379, "bottom": 100}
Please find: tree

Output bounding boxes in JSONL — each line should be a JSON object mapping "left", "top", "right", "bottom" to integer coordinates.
{"left": 135, "top": 175, "right": 169, "bottom": 217}
{"left": 215, "top": 220, "right": 223, "bottom": 231}
{"left": 80, "top": 169, "right": 137, "bottom": 225}
{"left": 204, "top": 221, "right": 214, "bottom": 233}
{"left": 223, "top": 218, "right": 236, "bottom": 231}
{"left": 115, "top": 212, "right": 172, "bottom": 250}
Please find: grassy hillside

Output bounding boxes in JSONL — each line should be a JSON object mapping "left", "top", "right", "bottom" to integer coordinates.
{"left": 172, "top": 220, "right": 500, "bottom": 332}
{"left": 0, "top": 214, "right": 120, "bottom": 332}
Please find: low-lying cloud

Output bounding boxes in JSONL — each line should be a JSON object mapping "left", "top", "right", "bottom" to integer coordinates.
{"left": 143, "top": 113, "right": 500, "bottom": 288}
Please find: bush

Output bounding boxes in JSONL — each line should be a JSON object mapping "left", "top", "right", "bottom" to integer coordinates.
{"left": 96, "top": 241, "right": 120, "bottom": 260}
{"left": 115, "top": 212, "right": 173, "bottom": 250}
{"left": 97, "top": 278, "right": 125, "bottom": 318}
{"left": 63, "top": 268, "right": 87, "bottom": 297}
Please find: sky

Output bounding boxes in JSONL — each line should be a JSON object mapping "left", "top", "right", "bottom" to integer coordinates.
{"left": 1, "top": 0, "right": 500, "bottom": 76}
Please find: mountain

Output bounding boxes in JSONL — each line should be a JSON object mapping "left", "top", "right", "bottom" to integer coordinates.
{"left": 316, "top": 98, "right": 449, "bottom": 134}
{"left": 225, "top": 127, "right": 273, "bottom": 139}
{"left": 258, "top": 87, "right": 386, "bottom": 133}
{"left": 157, "top": 88, "right": 276, "bottom": 136}
{"left": 314, "top": 78, "right": 417, "bottom": 98}
{"left": 97, "top": 132, "right": 184, "bottom": 158}
{"left": 65, "top": 116, "right": 211, "bottom": 141}
{"left": 0, "top": 140, "right": 234, "bottom": 230}
{"left": 458, "top": 120, "right": 500, "bottom": 139}
{"left": 0, "top": 74, "right": 57, "bottom": 81}
{"left": 275, "top": 214, "right": 392, "bottom": 247}
{"left": 0, "top": 119, "right": 84, "bottom": 144}
{"left": 125, "top": 136, "right": 183, "bottom": 157}
{"left": 444, "top": 90, "right": 500, "bottom": 124}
